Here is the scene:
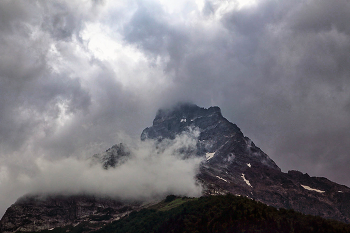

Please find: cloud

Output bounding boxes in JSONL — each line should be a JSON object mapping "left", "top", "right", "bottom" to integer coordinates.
{"left": 0, "top": 130, "right": 203, "bottom": 217}
{"left": 1, "top": 0, "right": 350, "bottom": 219}
{"left": 118, "top": 0, "right": 350, "bottom": 187}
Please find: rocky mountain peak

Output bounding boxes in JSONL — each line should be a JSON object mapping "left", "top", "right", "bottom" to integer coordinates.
{"left": 91, "top": 143, "right": 131, "bottom": 169}
{"left": 153, "top": 103, "right": 222, "bottom": 124}
{"left": 2, "top": 103, "right": 350, "bottom": 233}
{"left": 139, "top": 104, "right": 350, "bottom": 223}
{"left": 142, "top": 103, "right": 280, "bottom": 171}
{"left": 142, "top": 103, "right": 225, "bottom": 140}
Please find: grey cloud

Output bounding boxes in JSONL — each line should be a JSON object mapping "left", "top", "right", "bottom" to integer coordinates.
{"left": 287, "top": 1, "right": 350, "bottom": 34}
{"left": 41, "top": 1, "right": 84, "bottom": 41}
{"left": 120, "top": 0, "right": 350, "bottom": 186}
{"left": 0, "top": 1, "right": 34, "bottom": 33}
{"left": 123, "top": 1, "right": 189, "bottom": 71}
{"left": 2, "top": 0, "right": 350, "bottom": 219}
{"left": 124, "top": 2, "right": 168, "bottom": 54}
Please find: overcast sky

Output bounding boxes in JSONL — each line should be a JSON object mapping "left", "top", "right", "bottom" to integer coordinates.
{"left": 1, "top": 0, "right": 350, "bottom": 217}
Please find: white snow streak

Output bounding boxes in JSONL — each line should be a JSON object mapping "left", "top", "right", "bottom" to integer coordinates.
{"left": 247, "top": 163, "right": 251, "bottom": 168}
{"left": 206, "top": 152, "right": 215, "bottom": 161}
{"left": 300, "top": 185, "right": 325, "bottom": 193}
{"left": 216, "top": 176, "right": 228, "bottom": 182}
{"left": 241, "top": 173, "right": 252, "bottom": 187}
{"left": 180, "top": 119, "right": 186, "bottom": 123}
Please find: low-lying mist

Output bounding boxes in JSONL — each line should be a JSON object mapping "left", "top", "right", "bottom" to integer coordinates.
{"left": 0, "top": 129, "right": 203, "bottom": 218}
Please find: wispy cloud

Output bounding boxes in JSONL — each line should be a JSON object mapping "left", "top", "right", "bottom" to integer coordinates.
{"left": 0, "top": 129, "right": 203, "bottom": 217}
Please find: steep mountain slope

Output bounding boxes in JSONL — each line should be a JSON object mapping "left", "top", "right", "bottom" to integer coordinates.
{"left": 1, "top": 103, "right": 350, "bottom": 233}
{"left": 94, "top": 195, "right": 350, "bottom": 233}
{"left": 141, "top": 103, "right": 350, "bottom": 223}
{"left": 0, "top": 144, "right": 140, "bottom": 233}
{"left": 13, "top": 195, "right": 350, "bottom": 233}
{"left": 0, "top": 195, "right": 140, "bottom": 233}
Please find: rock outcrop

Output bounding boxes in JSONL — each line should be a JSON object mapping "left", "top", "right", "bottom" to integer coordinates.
{"left": 141, "top": 103, "right": 350, "bottom": 223}
{"left": 91, "top": 143, "right": 131, "bottom": 169}
{"left": 0, "top": 195, "right": 140, "bottom": 233}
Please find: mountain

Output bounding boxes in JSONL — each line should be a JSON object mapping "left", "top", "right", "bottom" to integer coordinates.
{"left": 141, "top": 104, "right": 350, "bottom": 222}
{"left": 0, "top": 143, "right": 141, "bottom": 233}
{"left": 10, "top": 195, "right": 350, "bottom": 233}
{"left": 1, "top": 103, "right": 350, "bottom": 232}
{"left": 91, "top": 143, "right": 131, "bottom": 169}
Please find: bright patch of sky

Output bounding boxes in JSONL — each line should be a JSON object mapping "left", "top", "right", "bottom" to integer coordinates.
{"left": 80, "top": 22, "right": 170, "bottom": 90}
{"left": 236, "top": 0, "right": 258, "bottom": 9}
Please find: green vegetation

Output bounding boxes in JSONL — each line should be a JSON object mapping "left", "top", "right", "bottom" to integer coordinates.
{"left": 150, "top": 196, "right": 195, "bottom": 212}
{"left": 94, "top": 194, "right": 350, "bottom": 233}
{"left": 158, "top": 198, "right": 192, "bottom": 212}
{"left": 19, "top": 194, "right": 350, "bottom": 233}
{"left": 165, "top": 194, "right": 177, "bottom": 203}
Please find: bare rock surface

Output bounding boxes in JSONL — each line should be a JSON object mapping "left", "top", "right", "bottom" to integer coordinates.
{"left": 0, "top": 194, "right": 140, "bottom": 233}
{"left": 142, "top": 103, "right": 350, "bottom": 223}
{"left": 1, "top": 142, "right": 139, "bottom": 233}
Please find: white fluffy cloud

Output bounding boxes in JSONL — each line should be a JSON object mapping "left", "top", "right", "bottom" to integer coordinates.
{"left": 0, "top": 130, "right": 203, "bottom": 217}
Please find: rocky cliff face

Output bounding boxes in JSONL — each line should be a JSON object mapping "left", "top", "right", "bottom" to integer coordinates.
{"left": 0, "top": 195, "right": 140, "bottom": 233}
{"left": 141, "top": 103, "right": 350, "bottom": 223}
{"left": 91, "top": 143, "right": 131, "bottom": 169}
{"left": 1, "top": 103, "right": 350, "bottom": 232}
{"left": 141, "top": 103, "right": 280, "bottom": 170}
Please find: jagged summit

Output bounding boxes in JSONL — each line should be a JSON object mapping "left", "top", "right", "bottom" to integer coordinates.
{"left": 142, "top": 103, "right": 280, "bottom": 171}
{"left": 92, "top": 143, "right": 130, "bottom": 169}
{"left": 141, "top": 103, "right": 350, "bottom": 223}
{"left": 142, "top": 103, "right": 227, "bottom": 140}
{"left": 153, "top": 103, "right": 222, "bottom": 124}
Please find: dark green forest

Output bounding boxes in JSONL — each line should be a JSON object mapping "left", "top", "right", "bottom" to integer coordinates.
{"left": 22, "top": 194, "right": 350, "bottom": 233}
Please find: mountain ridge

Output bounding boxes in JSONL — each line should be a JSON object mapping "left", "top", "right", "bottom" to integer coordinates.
{"left": 1, "top": 103, "right": 350, "bottom": 232}
{"left": 141, "top": 103, "right": 350, "bottom": 223}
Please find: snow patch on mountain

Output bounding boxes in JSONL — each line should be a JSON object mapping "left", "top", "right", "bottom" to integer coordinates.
{"left": 241, "top": 173, "right": 252, "bottom": 187}
{"left": 206, "top": 152, "right": 215, "bottom": 161}
{"left": 216, "top": 176, "right": 228, "bottom": 182}
{"left": 247, "top": 163, "right": 251, "bottom": 168}
{"left": 300, "top": 185, "right": 325, "bottom": 193}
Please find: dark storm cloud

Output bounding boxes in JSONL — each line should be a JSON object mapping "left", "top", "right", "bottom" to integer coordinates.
{"left": 287, "top": 1, "right": 350, "bottom": 34}
{"left": 0, "top": 0, "right": 156, "bottom": 216}
{"left": 1, "top": 0, "right": 350, "bottom": 218}
{"left": 123, "top": 1, "right": 190, "bottom": 74}
{"left": 0, "top": 1, "right": 90, "bottom": 154}
{"left": 121, "top": 0, "right": 350, "bottom": 186}
{"left": 124, "top": 2, "right": 169, "bottom": 54}
{"left": 223, "top": 0, "right": 350, "bottom": 185}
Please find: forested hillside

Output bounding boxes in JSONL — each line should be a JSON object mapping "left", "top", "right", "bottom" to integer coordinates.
{"left": 23, "top": 194, "right": 350, "bottom": 233}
